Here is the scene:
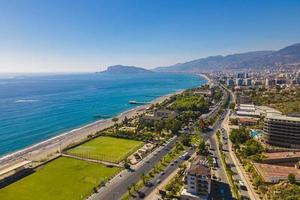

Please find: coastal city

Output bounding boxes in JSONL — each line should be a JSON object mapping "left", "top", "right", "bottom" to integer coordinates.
{"left": 0, "top": 1, "right": 300, "bottom": 200}
{"left": 0, "top": 64, "right": 300, "bottom": 200}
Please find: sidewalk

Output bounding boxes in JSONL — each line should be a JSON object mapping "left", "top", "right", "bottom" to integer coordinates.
{"left": 222, "top": 112, "right": 259, "bottom": 200}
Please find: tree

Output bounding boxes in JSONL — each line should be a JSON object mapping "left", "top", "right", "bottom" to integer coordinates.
{"left": 127, "top": 186, "right": 132, "bottom": 197}
{"left": 241, "top": 139, "right": 263, "bottom": 157}
{"left": 288, "top": 173, "right": 296, "bottom": 184}
{"left": 132, "top": 183, "right": 137, "bottom": 192}
{"left": 124, "top": 158, "right": 131, "bottom": 169}
{"left": 141, "top": 173, "right": 147, "bottom": 185}
{"left": 182, "top": 134, "right": 191, "bottom": 146}
{"left": 112, "top": 117, "right": 119, "bottom": 133}
{"left": 171, "top": 119, "right": 182, "bottom": 135}
{"left": 229, "top": 102, "right": 235, "bottom": 110}
{"left": 112, "top": 117, "right": 119, "bottom": 123}
{"left": 154, "top": 120, "right": 164, "bottom": 133}
{"left": 229, "top": 128, "right": 250, "bottom": 144}
{"left": 166, "top": 118, "right": 182, "bottom": 135}
{"left": 123, "top": 116, "right": 129, "bottom": 125}
{"left": 197, "top": 139, "right": 208, "bottom": 156}
{"left": 199, "top": 118, "right": 209, "bottom": 132}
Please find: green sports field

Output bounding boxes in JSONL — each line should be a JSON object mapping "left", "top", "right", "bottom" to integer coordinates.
{"left": 0, "top": 157, "right": 121, "bottom": 200}
{"left": 67, "top": 136, "right": 144, "bottom": 163}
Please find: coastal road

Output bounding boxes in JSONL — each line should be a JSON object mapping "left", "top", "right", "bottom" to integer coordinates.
{"left": 207, "top": 109, "right": 234, "bottom": 200}
{"left": 138, "top": 84, "right": 233, "bottom": 200}
{"left": 133, "top": 148, "right": 195, "bottom": 200}
{"left": 137, "top": 109, "right": 233, "bottom": 200}
{"left": 88, "top": 137, "right": 178, "bottom": 200}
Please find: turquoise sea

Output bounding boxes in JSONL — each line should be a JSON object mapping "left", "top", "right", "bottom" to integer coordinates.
{"left": 0, "top": 73, "right": 206, "bottom": 156}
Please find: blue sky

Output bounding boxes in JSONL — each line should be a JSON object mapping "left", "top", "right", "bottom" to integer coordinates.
{"left": 0, "top": 0, "right": 299, "bottom": 72}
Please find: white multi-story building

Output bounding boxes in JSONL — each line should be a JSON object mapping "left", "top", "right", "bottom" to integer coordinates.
{"left": 181, "top": 159, "right": 211, "bottom": 200}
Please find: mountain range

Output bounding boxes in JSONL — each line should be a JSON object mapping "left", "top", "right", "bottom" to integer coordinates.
{"left": 154, "top": 43, "right": 300, "bottom": 72}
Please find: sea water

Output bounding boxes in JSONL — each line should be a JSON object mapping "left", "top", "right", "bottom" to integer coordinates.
{"left": 0, "top": 72, "right": 206, "bottom": 156}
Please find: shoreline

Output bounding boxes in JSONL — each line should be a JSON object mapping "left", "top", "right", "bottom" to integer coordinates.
{"left": 0, "top": 74, "right": 208, "bottom": 171}
{"left": 0, "top": 90, "right": 183, "bottom": 169}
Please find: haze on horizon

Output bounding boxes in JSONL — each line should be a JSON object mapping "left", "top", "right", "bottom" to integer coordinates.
{"left": 0, "top": 0, "right": 299, "bottom": 73}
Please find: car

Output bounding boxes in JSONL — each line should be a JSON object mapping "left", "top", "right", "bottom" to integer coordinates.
{"left": 156, "top": 179, "right": 161, "bottom": 184}
{"left": 160, "top": 172, "right": 165, "bottom": 176}
{"left": 146, "top": 160, "right": 150, "bottom": 163}
{"left": 145, "top": 181, "right": 154, "bottom": 187}
{"left": 170, "top": 162, "right": 174, "bottom": 166}
{"left": 174, "top": 160, "right": 178, "bottom": 163}
{"left": 138, "top": 191, "right": 146, "bottom": 198}
{"left": 241, "top": 195, "right": 250, "bottom": 200}
{"left": 239, "top": 180, "right": 247, "bottom": 190}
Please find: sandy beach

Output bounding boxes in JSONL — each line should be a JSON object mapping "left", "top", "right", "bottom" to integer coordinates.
{"left": 0, "top": 92, "right": 177, "bottom": 172}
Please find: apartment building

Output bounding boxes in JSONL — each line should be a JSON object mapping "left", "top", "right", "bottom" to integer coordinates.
{"left": 181, "top": 159, "right": 211, "bottom": 200}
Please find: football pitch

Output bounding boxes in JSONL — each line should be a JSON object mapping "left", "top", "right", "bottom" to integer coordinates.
{"left": 0, "top": 157, "right": 121, "bottom": 200}
{"left": 67, "top": 136, "right": 144, "bottom": 163}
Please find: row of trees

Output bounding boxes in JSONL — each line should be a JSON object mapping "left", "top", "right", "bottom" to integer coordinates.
{"left": 170, "top": 92, "right": 210, "bottom": 112}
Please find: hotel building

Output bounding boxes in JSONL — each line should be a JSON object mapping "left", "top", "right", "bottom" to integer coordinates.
{"left": 263, "top": 114, "right": 300, "bottom": 148}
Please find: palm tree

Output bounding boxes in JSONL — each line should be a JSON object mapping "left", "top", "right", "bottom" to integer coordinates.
{"left": 127, "top": 186, "right": 132, "bottom": 197}
{"left": 112, "top": 117, "right": 119, "bottom": 133}
{"left": 132, "top": 183, "right": 137, "bottom": 192}
{"left": 141, "top": 172, "right": 147, "bottom": 185}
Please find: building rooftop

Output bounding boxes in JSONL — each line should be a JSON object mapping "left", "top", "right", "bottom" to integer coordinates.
{"left": 256, "top": 106, "right": 282, "bottom": 115}
{"left": 236, "top": 110, "right": 261, "bottom": 117}
{"left": 239, "top": 117, "right": 258, "bottom": 123}
{"left": 264, "top": 151, "right": 300, "bottom": 160}
{"left": 188, "top": 163, "right": 210, "bottom": 177}
{"left": 254, "top": 162, "right": 300, "bottom": 183}
{"left": 266, "top": 113, "right": 300, "bottom": 122}
{"left": 239, "top": 104, "right": 255, "bottom": 108}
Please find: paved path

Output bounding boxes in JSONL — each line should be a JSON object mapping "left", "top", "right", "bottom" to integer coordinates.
{"left": 61, "top": 153, "right": 123, "bottom": 167}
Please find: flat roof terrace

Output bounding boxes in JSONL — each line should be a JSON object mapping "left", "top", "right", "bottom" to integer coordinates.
{"left": 254, "top": 162, "right": 300, "bottom": 183}
{"left": 264, "top": 151, "right": 300, "bottom": 160}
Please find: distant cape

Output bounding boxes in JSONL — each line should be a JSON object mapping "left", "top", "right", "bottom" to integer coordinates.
{"left": 99, "top": 65, "right": 153, "bottom": 74}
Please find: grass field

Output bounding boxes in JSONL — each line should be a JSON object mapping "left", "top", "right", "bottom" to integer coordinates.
{"left": 67, "top": 136, "right": 144, "bottom": 163}
{"left": 0, "top": 157, "right": 121, "bottom": 200}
